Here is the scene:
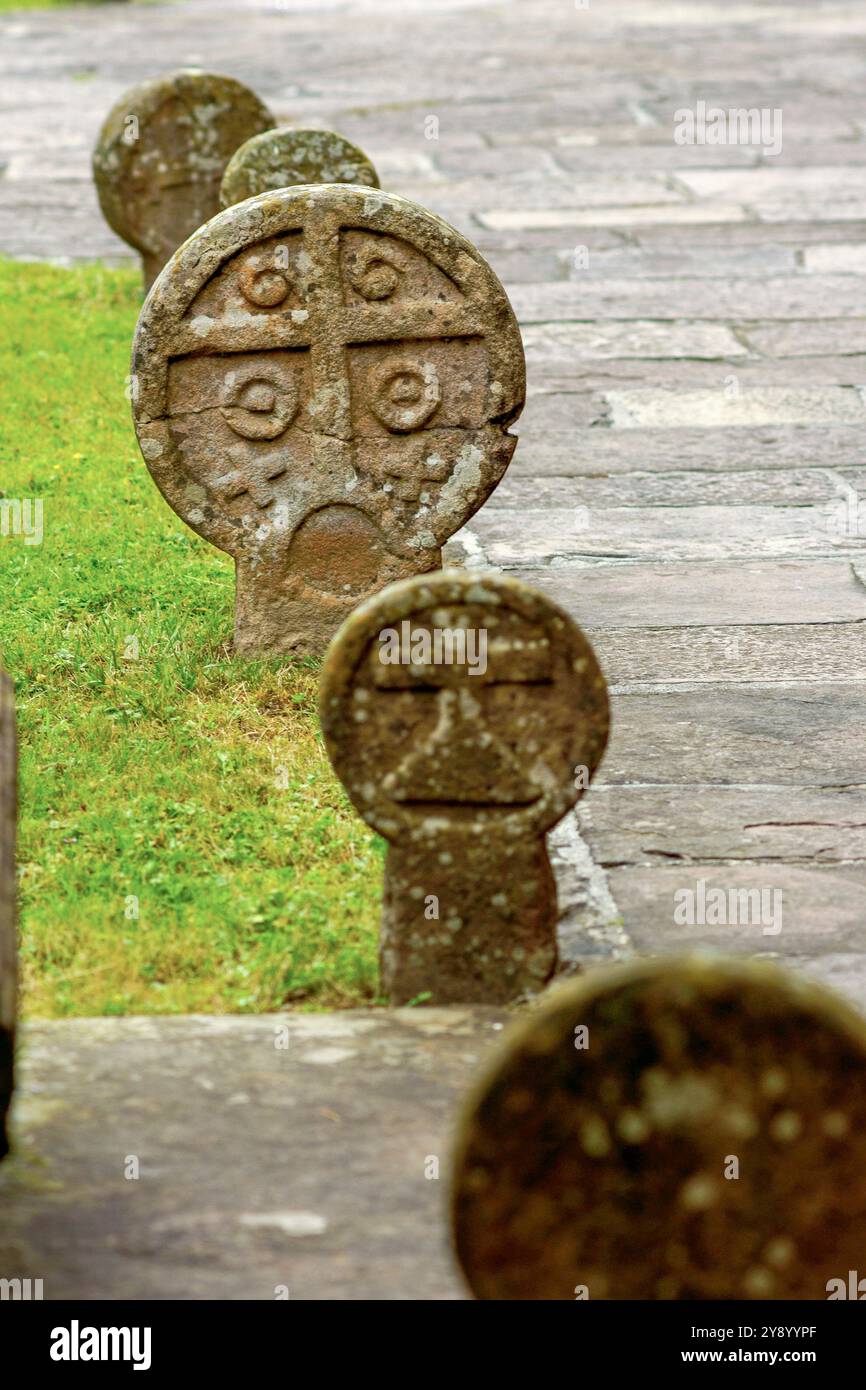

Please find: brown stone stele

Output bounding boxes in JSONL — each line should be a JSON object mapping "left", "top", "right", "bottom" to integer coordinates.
{"left": 131, "top": 185, "right": 525, "bottom": 656}
{"left": 451, "top": 955, "right": 866, "bottom": 1300}
{"left": 319, "top": 571, "right": 609, "bottom": 1005}
{"left": 0, "top": 673, "right": 17, "bottom": 1160}
{"left": 92, "top": 70, "right": 275, "bottom": 292}
{"left": 220, "top": 128, "right": 380, "bottom": 209}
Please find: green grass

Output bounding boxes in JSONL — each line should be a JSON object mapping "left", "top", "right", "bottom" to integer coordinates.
{"left": 0, "top": 259, "right": 382, "bottom": 1018}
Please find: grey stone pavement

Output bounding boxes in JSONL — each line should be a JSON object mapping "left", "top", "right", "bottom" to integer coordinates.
{"left": 2, "top": 0, "right": 866, "bottom": 1298}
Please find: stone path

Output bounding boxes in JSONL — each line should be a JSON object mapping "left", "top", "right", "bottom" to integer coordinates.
{"left": 2, "top": 0, "right": 866, "bottom": 1297}
{"left": 2, "top": 1010, "right": 505, "bottom": 1299}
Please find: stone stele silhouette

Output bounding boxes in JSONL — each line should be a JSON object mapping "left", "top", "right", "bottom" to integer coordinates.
{"left": 220, "top": 127, "right": 380, "bottom": 209}
{"left": 451, "top": 955, "right": 866, "bottom": 1300}
{"left": 92, "top": 70, "right": 275, "bottom": 291}
{"left": 319, "top": 571, "right": 609, "bottom": 1005}
{"left": 131, "top": 186, "right": 525, "bottom": 655}
{"left": 0, "top": 672, "right": 16, "bottom": 1160}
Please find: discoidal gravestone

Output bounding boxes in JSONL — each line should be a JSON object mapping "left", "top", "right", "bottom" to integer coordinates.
{"left": 131, "top": 185, "right": 525, "bottom": 655}
{"left": 220, "top": 128, "right": 380, "bottom": 208}
{"left": 92, "top": 70, "right": 275, "bottom": 291}
{"left": 320, "top": 571, "right": 609, "bottom": 1005}
{"left": 451, "top": 955, "right": 866, "bottom": 1300}
{"left": 0, "top": 674, "right": 16, "bottom": 1160}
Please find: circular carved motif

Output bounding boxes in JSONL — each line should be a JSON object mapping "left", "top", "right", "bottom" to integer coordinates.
{"left": 319, "top": 571, "right": 609, "bottom": 842}
{"left": 368, "top": 357, "right": 441, "bottom": 432}
{"left": 239, "top": 263, "right": 290, "bottom": 308}
{"left": 345, "top": 245, "right": 401, "bottom": 301}
{"left": 220, "top": 370, "right": 299, "bottom": 439}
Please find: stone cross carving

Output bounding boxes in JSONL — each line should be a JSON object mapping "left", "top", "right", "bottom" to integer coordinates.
{"left": 220, "top": 128, "right": 380, "bottom": 208}
{"left": 131, "top": 186, "right": 525, "bottom": 655}
{"left": 0, "top": 673, "right": 16, "bottom": 1159}
{"left": 451, "top": 955, "right": 866, "bottom": 1300}
{"left": 92, "top": 70, "right": 275, "bottom": 291}
{"left": 319, "top": 571, "right": 609, "bottom": 1004}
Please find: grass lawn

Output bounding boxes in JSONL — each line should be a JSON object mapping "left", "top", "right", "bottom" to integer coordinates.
{"left": 0, "top": 258, "right": 382, "bottom": 1018}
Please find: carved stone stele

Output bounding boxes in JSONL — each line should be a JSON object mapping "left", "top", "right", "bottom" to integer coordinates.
{"left": 132, "top": 186, "right": 525, "bottom": 655}
{"left": 451, "top": 956, "right": 866, "bottom": 1299}
{"left": 220, "top": 127, "right": 379, "bottom": 208}
{"left": 320, "top": 571, "right": 609, "bottom": 1004}
{"left": 93, "top": 70, "right": 275, "bottom": 290}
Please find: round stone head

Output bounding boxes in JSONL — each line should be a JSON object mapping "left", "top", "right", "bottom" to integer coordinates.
{"left": 319, "top": 570, "right": 609, "bottom": 843}
{"left": 92, "top": 70, "right": 275, "bottom": 289}
{"left": 451, "top": 955, "right": 866, "bottom": 1299}
{"left": 220, "top": 128, "right": 379, "bottom": 208}
{"left": 131, "top": 186, "right": 525, "bottom": 653}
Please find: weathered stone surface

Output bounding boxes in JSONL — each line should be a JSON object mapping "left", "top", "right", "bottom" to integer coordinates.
{"left": 803, "top": 243, "right": 866, "bottom": 273}
{"left": 451, "top": 955, "right": 866, "bottom": 1300}
{"left": 601, "top": 685, "right": 866, "bottom": 788}
{"left": 0, "top": 674, "right": 15, "bottom": 1161}
{"left": 492, "top": 469, "right": 837, "bottom": 510}
{"left": 522, "top": 320, "right": 748, "bottom": 364}
{"left": 605, "top": 386, "right": 865, "bottom": 430}
{"left": 678, "top": 167, "right": 866, "bottom": 222}
{"left": 538, "top": 356, "right": 866, "bottom": 393}
{"left": 609, "top": 864, "right": 866, "bottom": 966}
{"left": 743, "top": 320, "right": 866, "bottom": 357}
{"left": 319, "top": 571, "right": 609, "bottom": 1005}
{"left": 220, "top": 127, "right": 379, "bottom": 208}
{"left": 92, "top": 70, "right": 275, "bottom": 290}
{"left": 131, "top": 185, "right": 525, "bottom": 655}
{"left": 508, "top": 278, "right": 866, "bottom": 323}
{"left": 477, "top": 204, "right": 748, "bottom": 231}
{"left": 471, "top": 502, "right": 862, "bottom": 566}
{"left": 506, "top": 426, "right": 866, "bottom": 478}
{"left": 587, "top": 622, "right": 866, "bottom": 687}
{"left": 507, "top": 560, "right": 866, "bottom": 629}
{"left": 0, "top": 1009, "right": 505, "bottom": 1300}
{"left": 580, "top": 785, "right": 866, "bottom": 868}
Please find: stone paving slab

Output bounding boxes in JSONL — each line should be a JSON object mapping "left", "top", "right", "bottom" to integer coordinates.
{"left": 610, "top": 863, "right": 866, "bottom": 983}
{"left": 493, "top": 470, "right": 839, "bottom": 508}
{"left": 588, "top": 623, "right": 866, "bottom": 685}
{"left": 581, "top": 784, "right": 866, "bottom": 866}
{"left": 533, "top": 359, "right": 866, "bottom": 390}
{"left": 471, "top": 504, "right": 865, "bottom": 564}
{"left": 507, "top": 560, "right": 866, "bottom": 627}
{"left": 600, "top": 685, "right": 866, "bottom": 787}
{"left": 508, "top": 278, "right": 866, "bottom": 321}
{"left": 0, "top": 1009, "right": 506, "bottom": 1300}
{"left": 510, "top": 425, "right": 865, "bottom": 476}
